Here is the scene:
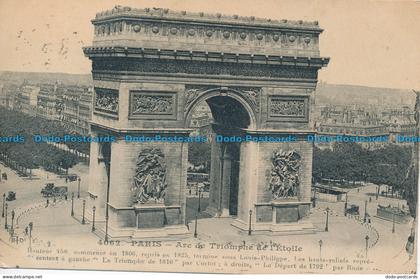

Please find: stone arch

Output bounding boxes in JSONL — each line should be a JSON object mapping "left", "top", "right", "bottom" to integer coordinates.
{"left": 184, "top": 87, "right": 258, "bottom": 130}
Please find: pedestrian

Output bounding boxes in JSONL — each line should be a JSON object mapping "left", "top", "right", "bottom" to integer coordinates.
{"left": 369, "top": 197, "right": 372, "bottom": 202}
{"left": 65, "top": 177, "right": 68, "bottom": 183}
{"left": 64, "top": 194, "right": 68, "bottom": 201}
{"left": 46, "top": 199, "right": 49, "bottom": 208}
{"left": 24, "top": 226, "right": 28, "bottom": 236}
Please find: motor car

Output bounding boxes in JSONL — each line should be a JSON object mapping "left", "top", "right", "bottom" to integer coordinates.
{"left": 6, "top": 191, "right": 16, "bottom": 201}
{"left": 346, "top": 204, "right": 360, "bottom": 215}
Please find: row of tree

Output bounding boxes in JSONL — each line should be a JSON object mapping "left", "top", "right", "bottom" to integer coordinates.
{"left": 313, "top": 142, "right": 417, "bottom": 217}
{"left": 0, "top": 108, "right": 83, "bottom": 174}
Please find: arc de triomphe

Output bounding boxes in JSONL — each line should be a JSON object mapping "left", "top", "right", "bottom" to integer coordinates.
{"left": 83, "top": 6, "right": 329, "bottom": 239}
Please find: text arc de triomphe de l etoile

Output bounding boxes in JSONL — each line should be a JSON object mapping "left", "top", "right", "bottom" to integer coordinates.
{"left": 82, "top": 6, "right": 329, "bottom": 239}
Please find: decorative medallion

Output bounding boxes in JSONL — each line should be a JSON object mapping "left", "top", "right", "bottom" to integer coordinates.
{"left": 188, "top": 29, "right": 196, "bottom": 36}
{"left": 289, "top": 35, "right": 296, "bottom": 42}
{"left": 206, "top": 30, "right": 213, "bottom": 37}
{"left": 169, "top": 27, "right": 178, "bottom": 35}
{"left": 256, "top": 33, "right": 264, "bottom": 40}
{"left": 304, "top": 36, "right": 311, "bottom": 44}
{"left": 240, "top": 32, "right": 247, "bottom": 39}
{"left": 223, "top": 31, "right": 230, "bottom": 39}
{"left": 152, "top": 26, "right": 159, "bottom": 34}
{"left": 273, "top": 34, "right": 280, "bottom": 41}
{"left": 269, "top": 150, "right": 301, "bottom": 199}
{"left": 131, "top": 148, "right": 167, "bottom": 204}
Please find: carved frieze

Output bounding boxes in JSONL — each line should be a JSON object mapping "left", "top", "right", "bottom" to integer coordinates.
{"left": 129, "top": 91, "right": 177, "bottom": 119}
{"left": 269, "top": 149, "right": 301, "bottom": 199}
{"left": 270, "top": 99, "right": 305, "bottom": 117}
{"left": 131, "top": 148, "right": 167, "bottom": 204}
{"left": 268, "top": 96, "right": 309, "bottom": 122}
{"left": 92, "top": 59, "right": 318, "bottom": 80}
{"left": 94, "top": 88, "right": 119, "bottom": 115}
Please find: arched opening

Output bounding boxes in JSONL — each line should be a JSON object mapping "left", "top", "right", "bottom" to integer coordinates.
{"left": 185, "top": 92, "right": 254, "bottom": 222}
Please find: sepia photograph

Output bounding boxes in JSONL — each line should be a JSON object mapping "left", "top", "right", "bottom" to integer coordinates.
{"left": 0, "top": 0, "right": 419, "bottom": 277}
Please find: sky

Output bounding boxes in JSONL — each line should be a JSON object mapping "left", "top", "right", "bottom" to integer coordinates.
{"left": 0, "top": 0, "right": 419, "bottom": 89}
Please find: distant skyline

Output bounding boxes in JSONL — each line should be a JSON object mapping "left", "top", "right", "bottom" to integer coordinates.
{"left": 0, "top": 0, "right": 419, "bottom": 90}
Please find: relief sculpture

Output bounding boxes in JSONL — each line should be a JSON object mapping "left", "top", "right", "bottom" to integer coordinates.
{"left": 94, "top": 88, "right": 119, "bottom": 114}
{"left": 270, "top": 99, "right": 305, "bottom": 117}
{"left": 131, "top": 148, "right": 168, "bottom": 204}
{"left": 269, "top": 149, "right": 301, "bottom": 199}
{"left": 132, "top": 94, "right": 173, "bottom": 114}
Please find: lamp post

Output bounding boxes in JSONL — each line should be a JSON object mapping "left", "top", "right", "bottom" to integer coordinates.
{"left": 4, "top": 203, "right": 8, "bottom": 230}
{"left": 325, "top": 207, "right": 330, "bottom": 232}
{"left": 344, "top": 193, "right": 348, "bottom": 216}
{"left": 71, "top": 193, "right": 74, "bottom": 216}
{"left": 11, "top": 210, "right": 15, "bottom": 236}
{"left": 248, "top": 210, "right": 253, "bottom": 235}
{"left": 28, "top": 222, "right": 33, "bottom": 249}
{"left": 198, "top": 187, "right": 202, "bottom": 213}
{"left": 365, "top": 235, "right": 369, "bottom": 258}
{"left": 193, "top": 214, "right": 198, "bottom": 238}
{"left": 77, "top": 177, "right": 81, "bottom": 199}
{"left": 312, "top": 186, "right": 317, "bottom": 208}
{"left": 364, "top": 200, "right": 368, "bottom": 223}
{"left": 82, "top": 200, "right": 86, "bottom": 224}
{"left": 392, "top": 212, "right": 395, "bottom": 233}
{"left": 318, "top": 240, "right": 323, "bottom": 258}
{"left": 92, "top": 206, "right": 96, "bottom": 232}
{"left": 2, "top": 193, "right": 5, "bottom": 218}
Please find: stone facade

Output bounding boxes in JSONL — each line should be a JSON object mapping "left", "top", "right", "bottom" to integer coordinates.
{"left": 83, "top": 6, "right": 328, "bottom": 238}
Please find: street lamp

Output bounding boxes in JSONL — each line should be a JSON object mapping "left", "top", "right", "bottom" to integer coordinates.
{"left": 82, "top": 200, "right": 86, "bottom": 224}
{"left": 77, "top": 177, "right": 81, "bottom": 199}
{"left": 248, "top": 210, "right": 253, "bottom": 235}
{"left": 364, "top": 200, "right": 368, "bottom": 223}
{"left": 193, "top": 214, "right": 198, "bottom": 238}
{"left": 2, "top": 193, "right": 5, "bottom": 218}
{"left": 28, "top": 222, "right": 33, "bottom": 249}
{"left": 392, "top": 212, "right": 395, "bottom": 233}
{"left": 71, "top": 193, "right": 74, "bottom": 216}
{"left": 365, "top": 235, "right": 369, "bottom": 258}
{"left": 4, "top": 203, "right": 8, "bottom": 230}
{"left": 312, "top": 186, "right": 317, "bottom": 208}
{"left": 325, "top": 207, "right": 330, "bottom": 232}
{"left": 344, "top": 193, "right": 348, "bottom": 216}
{"left": 318, "top": 240, "right": 323, "bottom": 258}
{"left": 198, "top": 187, "right": 202, "bottom": 213}
{"left": 11, "top": 210, "right": 15, "bottom": 236}
{"left": 92, "top": 206, "right": 96, "bottom": 232}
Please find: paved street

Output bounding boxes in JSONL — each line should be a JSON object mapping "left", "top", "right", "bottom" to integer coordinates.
{"left": 0, "top": 163, "right": 416, "bottom": 273}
